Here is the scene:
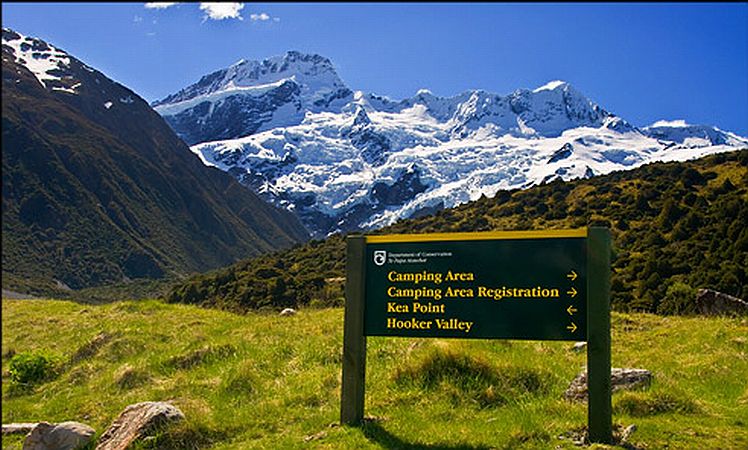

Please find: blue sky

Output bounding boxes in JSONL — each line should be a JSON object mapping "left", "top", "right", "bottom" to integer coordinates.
{"left": 3, "top": 2, "right": 747, "bottom": 135}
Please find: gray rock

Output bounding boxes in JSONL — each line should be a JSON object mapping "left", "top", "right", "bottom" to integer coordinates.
{"left": 695, "top": 289, "right": 748, "bottom": 316}
{"left": 23, "top": 421, "right": 95, "bottom": 450}
{"left": 571, "top": 341, "right": 587, "bottom": 352}
{"left": 95, "top": 402, "right": 184, "bottom": 450}
{"left": 620, "top": 424, "right": 637, "bottom": 444}
{"left": 2, "top": 423, "right": 38, "bottom": 435}
{"left": 1, "top": 289, "right": 38, "bottom": 300}
{"left": 565, "top": 368, "right": 653, "bottom": 401}
{"left": 279, "top": 308, "right": 297, "bottom": 316}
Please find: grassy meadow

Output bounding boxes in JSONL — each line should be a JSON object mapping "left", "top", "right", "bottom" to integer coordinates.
{"left": 2, "top": 298, "right": 747, "bottom": 449}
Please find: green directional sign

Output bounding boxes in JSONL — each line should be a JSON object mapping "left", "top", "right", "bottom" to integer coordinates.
{"left": 341, "top": 227, "right": 611, "bottom": 444}
{"left": 363, "top": 230, "right": 587, "bottom": 340}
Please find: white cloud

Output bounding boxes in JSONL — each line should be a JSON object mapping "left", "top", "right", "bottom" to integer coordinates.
{"left": 133, "top": 15, "right": 143, "bottom": 23}
{"left": 199, "top": 3, "right": 244, "bottom": 20}
{"left": 250, "top": 12, "right": 270, "bottom": 21}
{"left": 144, "top": 2, "right": 177, "bottom": 9}
{"left": 143, "top": 2, "right": 272, "bottom": 23}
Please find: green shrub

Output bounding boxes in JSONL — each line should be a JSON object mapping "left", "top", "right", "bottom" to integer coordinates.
{"left": 657, "top": 282, "right": 697, "bottom": 315}
{"left": 8, "top": 351, "right": 60, "bottom": 385}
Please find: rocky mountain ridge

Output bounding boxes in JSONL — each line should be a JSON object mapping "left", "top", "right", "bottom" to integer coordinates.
{"left": 2, "top": 28, "right": 308, "bottom": 293}
{"left": 154, "top": 51, "right": 746, "bottom": 237}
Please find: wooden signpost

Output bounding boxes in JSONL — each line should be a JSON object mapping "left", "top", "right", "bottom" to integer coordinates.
{"left": 341, "top": 228, "right": 612, "bottom": 444}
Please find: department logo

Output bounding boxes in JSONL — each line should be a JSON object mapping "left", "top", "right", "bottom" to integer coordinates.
{"left": 373, "top": 250, "right": 387, "bottom": 266}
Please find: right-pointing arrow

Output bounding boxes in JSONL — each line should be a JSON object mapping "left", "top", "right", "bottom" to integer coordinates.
{"left": 567, "top": 322, "right": 578, "bottom": 333}
{"left": 567, "top": 287, "right": 577, "bottom": 298}
{"left": 567, "top": 270, "right": 578, "bottom": 281}
{"left": 567, "top": 305, "right": 577, "bottom": 316}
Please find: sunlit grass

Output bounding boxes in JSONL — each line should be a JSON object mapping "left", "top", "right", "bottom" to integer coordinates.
{"left": 2, "top": 299, "right": 747, "bottom": 449}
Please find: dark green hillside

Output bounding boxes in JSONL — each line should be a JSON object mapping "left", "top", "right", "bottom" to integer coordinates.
{"left": 166, "top": 150, "right": 748, "bottom": 314}
{"left": 1, "top": 30, "right": 308, "bottom": 296}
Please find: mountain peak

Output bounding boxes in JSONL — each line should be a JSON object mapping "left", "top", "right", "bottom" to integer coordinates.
{"left": 352, "top": 105, "right": 371, "bottom": 127}
{"left": 2, "top": 28, "right": 72, "bottom": 90}
{"left": 224, "top": 51, "right": 335, "bottom": 77}
{"left": 642, "top": 120, "right": 747, "bottom": 147}
{"left": 533, "top": 80, "right": 569, "bottom": 93}
{"left": 153, "top": 50, "right": 353, "bottom": 144}
{"left": 154, "top": 50, "right": 347, "bottom": 107}
{"left": 3, "top": 27, "right": 131, "bottom": 103}
{"left": 283, "top": 50, "right": 333, "bottom": 66}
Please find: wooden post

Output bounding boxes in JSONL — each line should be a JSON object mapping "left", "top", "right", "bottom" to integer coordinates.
{"left": 587, "top": 227, "right": 612, "bottom": 443}
{"left": 340, "top": 235, "right": 367, "bottom": 425}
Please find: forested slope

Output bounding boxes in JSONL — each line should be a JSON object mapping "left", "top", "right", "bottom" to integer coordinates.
{"left": 166, "top": 150, "right": 748, "bottom": 314}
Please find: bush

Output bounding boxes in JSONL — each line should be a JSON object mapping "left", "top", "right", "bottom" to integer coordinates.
{"left": 8, "top": 351, "right": 60, "bottom": 385}
{"left": 657, "top": 282, "right": 696, "bottom": 315}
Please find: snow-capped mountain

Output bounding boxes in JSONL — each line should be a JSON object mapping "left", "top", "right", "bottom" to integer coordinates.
{"left": 155, "top": 52, "right": 748, "bottom": 238}
{"left": 153, "top": 51, "right": 352, "bottom": 145}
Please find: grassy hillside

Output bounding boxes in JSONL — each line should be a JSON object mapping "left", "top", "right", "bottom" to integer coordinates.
{"left": 2, "top": 298, "right": 747, "bottom": 449}
{"left": 166, "top": 149, "right": 748, "bottom": 314}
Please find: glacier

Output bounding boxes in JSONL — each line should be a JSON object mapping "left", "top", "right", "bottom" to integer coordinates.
{"left": 153, "top": 51, "right": 748, "bottom": 238}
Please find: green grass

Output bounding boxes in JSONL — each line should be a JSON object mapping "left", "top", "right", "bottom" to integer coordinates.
{"left": 2, "top": 299, "right": 747, "bottom": 449}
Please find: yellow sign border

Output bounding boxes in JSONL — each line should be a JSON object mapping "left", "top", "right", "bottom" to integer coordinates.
{"left": 366, "top": 228, "right": 588, "bottom": 243}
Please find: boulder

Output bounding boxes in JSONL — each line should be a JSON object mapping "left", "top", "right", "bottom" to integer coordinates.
{"left": 571, "top": 342, "right": 587, "bottom": 352}
{"left": 565, "top": 368, "right": 652, "bottom": 401}
{"left": 95, "top": 402, "right": 184, "bottom": 450}
{"left": 23, "top": 421, "right": 95, "bottom": 450}
{"left": 695, "top": 289, "right": 748, "bottom": 316}
{"left": 2, "top": 423, "right": 38, "bottom": 435}
{"left": 279, "top": 308, "right": 297, "bottom": 316}
{"left": 620, "top": 424, "right": 637, "bottom": 444}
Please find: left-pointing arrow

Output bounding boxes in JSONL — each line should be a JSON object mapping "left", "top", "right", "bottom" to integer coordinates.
{"left": 566, "top": 322, "right": 577, "bottom": 333}
{"left": 567, "top": 287, "right": 577, "bottom": 298}
{"left": 567, "top": 305, "right": 577, "bottom": 316}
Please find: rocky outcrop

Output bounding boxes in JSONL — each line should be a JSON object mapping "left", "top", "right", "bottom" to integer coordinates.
{"left": 695, "top": 289, "right": 748, "bottom": 316}
{"left": 342, "top": 108, "right": 392, "bottom": 166}
{"left": 153, "top": 51, "right": 353, "bottom": 145}
{"left": 371, "top": 167, "right": 428, "bottom": 207}
{"left": 2, "top": 423, "right": 38, "bottom": 435}
{"left": 162, "top": 79, "right": 303, "bottom": 145}
{"left": 565, "top": 368, "right": 653, "bottom": 401}
{"left": 548, "top": 143, "right": 573, "bottom": 163}
{"left": 22, "top": 422, "right": 95, "bottom": 450}
{"left": 95, "top": 402, "right": 184, "bottom": 450}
